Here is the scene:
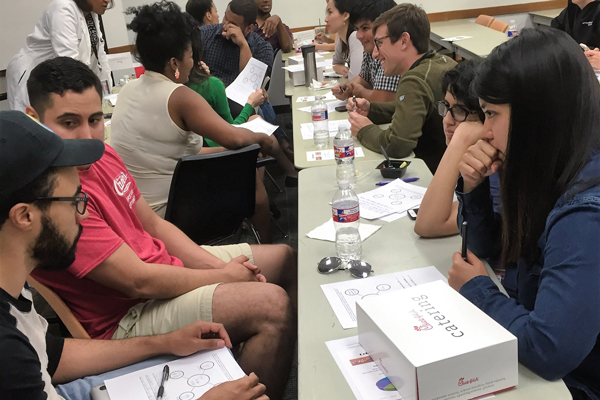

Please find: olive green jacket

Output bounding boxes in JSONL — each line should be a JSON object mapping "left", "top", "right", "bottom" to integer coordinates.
{"left": 357, "top": 51, "right": 457, "bottom": 172}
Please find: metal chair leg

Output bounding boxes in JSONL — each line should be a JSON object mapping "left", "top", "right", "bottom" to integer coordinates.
{"left": 265, "top": 169, "right": 283, "bottom": 193}
{"left": 271, "top": 216, "right": 289, "bottom": 239}
{"left": 244, "top": 218, "right": 262, "bottom": 244}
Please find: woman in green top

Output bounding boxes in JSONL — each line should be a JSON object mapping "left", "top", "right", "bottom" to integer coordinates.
{"left": 188, "top": 74, "right": 266, "bottom": 127}
{"left": 186, "top": 24, "right": 298, "bottom": 184}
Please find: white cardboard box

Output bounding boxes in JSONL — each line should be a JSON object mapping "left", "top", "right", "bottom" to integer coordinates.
{"left": 357, "top": 280, "right": 518, "bottom": 400}
{"left": 288, "top": 67, "right": 325, "bottom": 86}
{"left": 287, "top": 54, "right": 325, "bottom": 65}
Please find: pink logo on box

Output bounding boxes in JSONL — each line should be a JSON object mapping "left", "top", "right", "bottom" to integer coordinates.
{"left": 458, "top": 377, "right": 479, "bottom": 386}
{"left": 410, "top": 309, "right": 433, "bottom": 331}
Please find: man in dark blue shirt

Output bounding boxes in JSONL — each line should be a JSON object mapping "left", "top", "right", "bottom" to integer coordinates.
{"left": 200, "top": 0, "right": 273, "bottom": 86}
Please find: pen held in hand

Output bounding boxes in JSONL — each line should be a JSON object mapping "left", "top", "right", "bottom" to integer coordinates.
{"left": 352, "top": 95, "right": 357, "bottom": 111}
{"left": 461, "top": 221, "right": 468, "bottom": 261}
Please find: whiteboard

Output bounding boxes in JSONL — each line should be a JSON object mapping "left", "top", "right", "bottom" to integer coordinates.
{"left": 0, "top": 0, "right": 55, "bottom": 70}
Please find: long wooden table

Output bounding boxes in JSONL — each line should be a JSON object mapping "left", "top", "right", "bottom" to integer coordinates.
{"left": 430, "top": 19, "right": 508, "bottom": 59}
{"left": 530, "top": 8, "right": 562, "bottom": 26}
{"left": 284, "top": 52, "right": 386, "bottom": 169}
{"left": 297, "top": 159, "right": 571, "bottom": 400}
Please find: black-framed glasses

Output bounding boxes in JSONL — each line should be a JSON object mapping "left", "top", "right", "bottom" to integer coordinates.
{"left": 373, "top": 35, "right": 390, "bottom": 50}
{"left": 437, "top": 101, "right": 478, "bottom": 122}
{"left": 35, "top": 191, "right": 89, "bottom": 215}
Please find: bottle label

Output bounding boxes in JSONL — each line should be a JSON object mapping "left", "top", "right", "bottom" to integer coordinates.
{"left": 312, "top": 110, "right": 328, "bottom": 121}
{"left": 332, "top": 205, "right": 360, "bottom": 223}
{"left": 334, "top": 145, "right": 354, "bottom": 159}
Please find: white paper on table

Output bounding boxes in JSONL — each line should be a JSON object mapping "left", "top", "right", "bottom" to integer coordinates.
{"left": 104, "top": 348, "right": 244, "bottom": 400}
{"left": 326, "top": 335, "right": 403, "bottom": 400}
{"left": 300, "top": 119, "right": 351, "bottom": 139}
{"left": 441, "top": 35, "right": 472, "bottom": 41}
{"left": 104, "top": 93, "right": 118, "bottom": 106}
{"left": 311, "top": 79, "right": 338, "bottom": 90}
{"left": 282, "top": 62, "right": 327, "bottom": 72}
{"left": 298, "top": 100, "right": 347, "bottom": 114}
{"left": 225, "top": 57, "right": 268, "bottom": 106}
{"left": 296, "top": 91, "right": 336, "bottom": 102}
{"left": 233, "top": 118, "right": 277, "bottom": 136}
{"left": 306, "top": 147, "right": 364, "bottom": 161}
{"left": 306, "top": 219, "right": 381, "bottom": 242}
{"left": 321, "top": 266, "right": 447, "bottom": 329}
{"left": 358, "top": 179, "right": 427, "bottom": 220}
{"left": 317, "top": 50, "right": 331, "bottom": 55}
{"left": 325, "top": 59, "right": 334, "bottom": 69}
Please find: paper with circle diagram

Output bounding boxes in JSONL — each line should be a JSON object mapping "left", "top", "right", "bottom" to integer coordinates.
{"left": 104, "top": 348, "right": 244, "bottom": 400}
{"left": 321, "top": 266, "right": 447, "bottom": 329}
{"left": 225, "top": 57, "right": 268, "bottom": 106}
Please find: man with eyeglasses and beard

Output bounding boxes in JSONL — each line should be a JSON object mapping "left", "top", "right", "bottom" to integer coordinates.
{"left": 0, "top": 111, "right": 267, "bottom": 400}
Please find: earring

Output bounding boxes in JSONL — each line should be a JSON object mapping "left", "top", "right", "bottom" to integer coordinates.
{"left": 175, "top": 68, "right": 180, "bottom": 79}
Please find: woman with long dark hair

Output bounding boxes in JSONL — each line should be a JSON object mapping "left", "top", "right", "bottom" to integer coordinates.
{"left": 325, "top": 0, "right": 363, "bottom": 79}
{"left": 7, "top": 0, "right": 113, "bottom": 112}
{"left": 449, "top": 28, "right": 600, "bottom": 399}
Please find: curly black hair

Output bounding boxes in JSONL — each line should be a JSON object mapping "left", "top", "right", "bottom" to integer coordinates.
{"left": 126, "top": 0, "right": 196, "bottom": 73}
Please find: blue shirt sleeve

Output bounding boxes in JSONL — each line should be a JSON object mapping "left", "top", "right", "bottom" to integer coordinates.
{"left": 460, "top": 200, "right": 600, "bottom": 381}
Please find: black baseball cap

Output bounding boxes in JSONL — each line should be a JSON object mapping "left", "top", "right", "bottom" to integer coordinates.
{"left": 0, "top": 111, "right": 105, "bottom": 200}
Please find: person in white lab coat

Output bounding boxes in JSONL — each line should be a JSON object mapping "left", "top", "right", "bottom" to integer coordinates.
{"left": 6, "top": 0, "right": 112, "bottom": 111}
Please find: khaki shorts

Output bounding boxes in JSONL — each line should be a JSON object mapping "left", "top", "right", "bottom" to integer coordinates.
{"left": 111, "top": 243, "right": 252, "bottom": 339}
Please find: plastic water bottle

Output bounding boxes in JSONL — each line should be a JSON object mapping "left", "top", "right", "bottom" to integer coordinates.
{"left": 334, "top": 125, "right": 357, "bottom": 187}
{"left": 312, "top": 96, "right": 329, "bottom": 148}
{"left": 332, "top": 180, "right": 362, "bottom": 262}
{"left": 507, "top": 20, "right": 518, "bottom": 38}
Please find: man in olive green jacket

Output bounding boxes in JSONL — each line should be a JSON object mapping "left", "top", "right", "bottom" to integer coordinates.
{"left": 348, "top": 3, "right": 457, "bottom": 172}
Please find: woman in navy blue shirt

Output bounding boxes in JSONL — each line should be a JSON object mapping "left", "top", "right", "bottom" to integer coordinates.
{"left": 450, "top": 28, "right": 600, "bottom": 400}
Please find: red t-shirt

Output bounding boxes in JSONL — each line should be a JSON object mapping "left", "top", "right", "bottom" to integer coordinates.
{"left": 32, "top": 145, "right": 184, "bottom": 339}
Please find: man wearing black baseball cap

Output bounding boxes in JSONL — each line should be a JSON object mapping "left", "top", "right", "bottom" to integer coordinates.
{"left": 0, "top": 111, "right": 265, "bottom": 400}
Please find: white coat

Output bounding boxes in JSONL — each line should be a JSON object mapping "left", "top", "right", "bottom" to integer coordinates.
{"left": 6, "top": 0, "right": 111, "bottom": 112}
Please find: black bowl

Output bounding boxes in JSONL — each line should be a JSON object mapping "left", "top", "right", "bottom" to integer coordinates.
{"left": 375, "top": 159, "right": 411, "bottom": 179}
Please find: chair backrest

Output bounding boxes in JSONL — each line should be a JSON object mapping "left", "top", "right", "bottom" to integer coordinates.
{"left": 26, "top": 276, "right": 90, "bottom": 339}
{"left": 489, "top": 19, "right": 509, "bottom": 33}
{"left": 475, "top": 14, "right": 494, "bottom": 27}
{"left": 164, "top": 144, "right": 260, "bottom": 245}
{"left": 267, "top": 48, "right": 288, "bottom": 107}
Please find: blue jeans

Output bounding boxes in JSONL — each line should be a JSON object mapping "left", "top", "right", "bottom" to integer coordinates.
{"left": 56, "top": 356, "right": 177, "bottom": 400}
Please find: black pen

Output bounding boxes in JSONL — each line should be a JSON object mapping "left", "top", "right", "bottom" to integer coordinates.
{"left": 157, "top": 365, "right": 169, "bottom": 400}
{"left": 461, "top": 221, "right": 468, "bottom": 261}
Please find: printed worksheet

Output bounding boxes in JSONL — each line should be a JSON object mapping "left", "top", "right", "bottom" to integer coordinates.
{"left": 327, "top": 335, "right": 403, "bottom": 400}
{"left": 300, "top": 119, "right": 351, "bottom": 140}
{"left": 226, "top": 57, "right": 268, "bottom": 106}
{"left": 358, "top": 179, "right": 427, "bottom": 220}
{"left": 306, "top": 147, "right": 364, "bottom": 162}
{"left": 233, "top": 118, "right": 278, "bottom": 136}
{"left": 321, "top": 267, "right": 447, "bottom": 329}
{"left": 104, "top": 348, "right": 244, "bottom": 400}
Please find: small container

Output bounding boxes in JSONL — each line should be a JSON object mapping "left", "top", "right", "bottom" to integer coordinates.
{"left": 375, "top": 159, "right": 411, "bottom": 179}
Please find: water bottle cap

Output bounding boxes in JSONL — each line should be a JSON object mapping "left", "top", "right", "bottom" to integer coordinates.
{"left": 315, "top": 95, "right": 323, "bottom": 100}
{"left": 338, "top": 180, "right": 350, "bottom": 189}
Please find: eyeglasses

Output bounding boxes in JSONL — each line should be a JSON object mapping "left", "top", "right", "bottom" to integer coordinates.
{"left": 437, "top": 101, "right": 479, "bottom": 123}
{"left": 373, "top": 35, "right": 390, "bottom": 50}
{"left": 35, "top": 191, "right": 89, "bottom": 215}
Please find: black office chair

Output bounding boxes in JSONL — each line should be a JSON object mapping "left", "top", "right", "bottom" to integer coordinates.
{"left": 164, "top": 144, "right": 261, "bottom": 245}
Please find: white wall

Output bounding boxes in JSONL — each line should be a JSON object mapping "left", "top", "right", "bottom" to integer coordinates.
{"left": 101, "top": 0, "right": 551, "bottom": 48}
